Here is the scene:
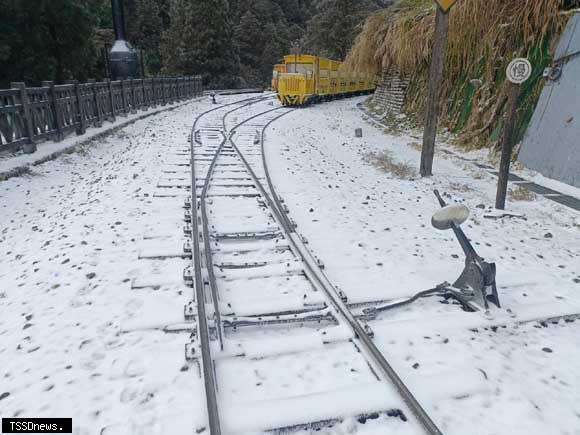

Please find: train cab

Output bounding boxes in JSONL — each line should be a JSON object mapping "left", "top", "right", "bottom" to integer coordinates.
{"left": 277, "top": 54, "right": 317, "bottom": 105}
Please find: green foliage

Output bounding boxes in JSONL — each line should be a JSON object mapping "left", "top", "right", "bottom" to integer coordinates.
{"left": 0, "top": 0, "right": 100, "bottom": 86}
{"left": 161, "top": 0, "right": 240, "bottom": 88}
{"left": 304, "top": 0, "right": 382, "bottom": 59}
{"left": 232, "top": 0, "right": 295, "bottom": 86}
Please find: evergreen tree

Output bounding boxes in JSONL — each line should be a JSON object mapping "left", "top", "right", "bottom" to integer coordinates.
{"left": 234, "top": 11, "right": 263, "bottom": 86}
{"left": 133, "top": 0, "right": 164, "bottom": 74}
{"left": 305, "top": 0, "right": 380, "bottom": 60}
{"left": 0, "top": 0, "right": 100, "bottom": 86}
{"left": 162, "top": 0, "right": 240, "bottom": 88}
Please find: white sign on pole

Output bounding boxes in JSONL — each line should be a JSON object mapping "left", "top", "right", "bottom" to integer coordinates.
{"left": 506, "top": 58, "right": 532, "bottom": 84}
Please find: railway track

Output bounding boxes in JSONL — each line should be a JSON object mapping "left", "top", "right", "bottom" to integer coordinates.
{"left": 185, "top": 96, "right": 443, "bottom": 434}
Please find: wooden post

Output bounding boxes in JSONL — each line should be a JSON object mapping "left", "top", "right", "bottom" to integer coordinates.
{"left": 11, "top": 82, "right": 37, "bottom": 153}
{"left": 107, "top": 79, "right": 117, "bottom": 122}
{"left": 495, "top": 83, "right": 521, "bottom": 210}
{"left": 43, "top": 81, "right": 63, "bottom": 141}
{"left": 420, "top": 7, "right": 450, "bottom": 177}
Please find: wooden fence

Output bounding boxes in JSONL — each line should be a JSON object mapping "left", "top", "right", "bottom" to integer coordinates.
{"left": 0, "top": 76, "right": 203, "bottom": 153}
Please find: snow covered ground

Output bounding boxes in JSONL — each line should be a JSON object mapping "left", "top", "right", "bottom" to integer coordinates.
{"left": 0, "top": 98, "right": 219, "bottom": 434}
{"left": 1, "top": 94, "right": 579, "bottom": 435}
{"left": 267, "top": 97, "right": 580, "bottom": 435}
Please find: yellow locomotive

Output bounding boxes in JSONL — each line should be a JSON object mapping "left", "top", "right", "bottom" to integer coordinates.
{"left": 271, "top": 63, "right": 286, "bottom": 91}
{"left": 276, "top": 54, "right": 376, "bottom": 106}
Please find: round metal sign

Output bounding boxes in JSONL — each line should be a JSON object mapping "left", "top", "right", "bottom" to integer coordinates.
{"left": 506, "top": 58, "right": 532, "bottom": 84}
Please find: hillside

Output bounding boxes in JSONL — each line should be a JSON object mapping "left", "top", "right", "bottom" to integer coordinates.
{"left": 346, "top": 0, "right": 579, "bottom": 150}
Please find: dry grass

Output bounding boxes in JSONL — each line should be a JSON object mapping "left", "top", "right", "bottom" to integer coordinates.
{"left": 365, "top": 150, "right": 416, "bottom": 179}
{"left": 346, "top": 0, "right": 565, "bottom": 77}
{"left": 345, "top": 0, "right": 569, "bottom": 148}
{"left": 509, "top": 185, "right": 537, "bottom": 201}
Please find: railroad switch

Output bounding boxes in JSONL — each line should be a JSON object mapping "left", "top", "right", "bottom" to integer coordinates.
{"left": 432, "top": 190, "right": 501, "bottom": 310}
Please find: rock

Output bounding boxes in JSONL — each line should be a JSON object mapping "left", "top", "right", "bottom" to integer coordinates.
{"left": 476, "top": 204, "right": 486, "bottom": 209}
{"left": 0, "top": 392, "right": 9, "bottom": 401}
{"left": 412, "top": 363, "right": 420, "bottom": 369}
{"left": 86, "top": 272, "right": 96, "bottom": 280}
{"left": 542, "top": 347, "right": 553, "bottom": 353}
{"left": 544, "top": 232, "right": 553, "bottom": 239}
{"left": 22, "top": 142, "right": 37, "bottom": 154}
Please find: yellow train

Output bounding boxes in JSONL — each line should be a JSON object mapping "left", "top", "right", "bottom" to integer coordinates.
{"left": 276, "top": 54, "right": 376, "bottom": 106}
{"left": 271, "top": 63, "right": 286, "bottom": 91}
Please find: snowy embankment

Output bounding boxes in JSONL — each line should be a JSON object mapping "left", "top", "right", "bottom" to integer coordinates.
{"left": 0, "top": 99, "right": 198, "bottom": 181}
{"left": 266, "top": 97, "right": 580, "bottom": 435}
{"left": 0, "top": 99, "right": 223, "bottom": 434}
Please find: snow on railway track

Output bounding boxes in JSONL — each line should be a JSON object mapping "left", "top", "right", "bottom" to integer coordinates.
{"left": 184, "top": 97, "right": 444, "bottom": 435}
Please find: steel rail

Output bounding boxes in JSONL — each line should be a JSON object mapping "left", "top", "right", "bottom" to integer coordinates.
{"left": 229, "top": 110, "right": 445, "bottom": 435}
{"left": 189, "top": 98, "right": 283, "bottom": 435}
{"left": 200, "top": 105, "right": 286, "bottom": 353}
{"left": 191, "top": 93, "right": 274, "bottom": 145}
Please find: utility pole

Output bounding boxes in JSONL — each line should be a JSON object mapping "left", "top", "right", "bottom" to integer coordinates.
{"left": 495, "top": 58, "right": 532, "bottom": 210}
{"left": 420, "top": 0, "right": 458, "bottom": 177}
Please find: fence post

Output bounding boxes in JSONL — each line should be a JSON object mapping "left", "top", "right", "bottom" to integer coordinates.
{"left": 107, "top": 79, "right": 117, "bottom": 122}
{"left": 142, "top": 78, "right": 147, "bottom": 110}
{"left": 11, "top": 82, "right": 37, "bottom": 153}
{"left": 120, "top": 80, "right": 128, "bottom": 115}
{"left": 71, "top": 80, "right": 86, "bottom": 135}
{"left": 129, "top": 79, "right": 137, "bottom": 114}
{"left": 42, "top": 81, "right": 63, "bottom": 141}
{"left": 161, "top": 77, "right": 166, "bottom": 105}
{"left": 175, "top": 77, "right": 180, "bottom": 102}
{"left": 89, "top": 79, "right": 103, "bottom": 127}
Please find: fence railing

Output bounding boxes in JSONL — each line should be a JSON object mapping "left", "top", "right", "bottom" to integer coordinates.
{"left": 0, "top": 76, "right": 203, "bottom": 154}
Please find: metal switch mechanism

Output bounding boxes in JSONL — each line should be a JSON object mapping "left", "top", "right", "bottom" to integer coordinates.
{"left": 366, "top": 190, "right": 501, "bottom": 317}
{"left": 432, "top": 190, "right": 501, "bottom": 310}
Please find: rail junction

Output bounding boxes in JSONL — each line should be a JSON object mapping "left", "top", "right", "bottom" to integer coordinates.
{"left": 182, "top": 95, "right": 444, "bottom": 434}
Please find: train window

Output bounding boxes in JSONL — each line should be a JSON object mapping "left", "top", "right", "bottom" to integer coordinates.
{"left": 272, "top": 70, "right": 279, "bottom": 77}
{"left": 320, "top": 69, "right": 329, "bottom": 78}
{"left": 287, "top": 63, "right": 313, "bottom": 74}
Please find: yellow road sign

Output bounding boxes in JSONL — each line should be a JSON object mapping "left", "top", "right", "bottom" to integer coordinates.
{"left": 433, "top": 0, "right": 458, "bottom": 13}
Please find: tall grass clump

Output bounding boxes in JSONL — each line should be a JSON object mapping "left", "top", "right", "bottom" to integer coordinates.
{"left": 346, "top": 0, "right": 573, "bottom": 149}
